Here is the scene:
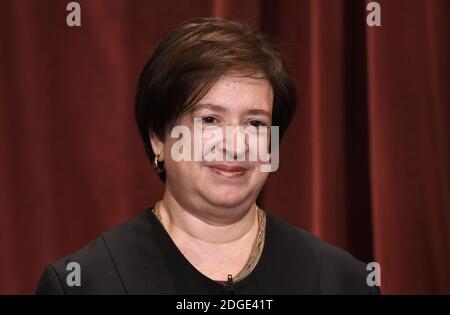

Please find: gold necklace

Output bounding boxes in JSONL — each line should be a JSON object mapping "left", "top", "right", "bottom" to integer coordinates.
{"left": 152, "top": 201, "right": 266, "bottom": 282}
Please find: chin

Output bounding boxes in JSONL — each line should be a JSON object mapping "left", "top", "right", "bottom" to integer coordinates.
{"left": 202, "top": 188, "right": 249, "bottom": 208}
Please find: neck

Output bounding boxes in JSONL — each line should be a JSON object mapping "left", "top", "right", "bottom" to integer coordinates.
{"left": 158, "top": 190, "right": 258, "bottom": 246}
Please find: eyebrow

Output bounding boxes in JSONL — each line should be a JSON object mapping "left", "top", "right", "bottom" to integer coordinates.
{"left": 192, "top": 103, "right": 227, "bottom": 113}
{"left": 246, "top": 109, "right": 272, "bottom": 119}
{"left": 193, "top": 103, "right": 272, "bottom": 119}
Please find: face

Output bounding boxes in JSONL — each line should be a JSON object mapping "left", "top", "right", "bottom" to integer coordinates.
{"left": 151, "top": 73, "right": 273, "bottom": 220}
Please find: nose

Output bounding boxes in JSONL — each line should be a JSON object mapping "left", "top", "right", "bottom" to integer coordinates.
{"left": 223, "top": 125, "right": 248, "bottom": 161}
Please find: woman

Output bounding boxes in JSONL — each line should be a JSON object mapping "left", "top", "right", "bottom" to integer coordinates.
{"left": 37, "top": 17, "right": 379, "bottom": 295}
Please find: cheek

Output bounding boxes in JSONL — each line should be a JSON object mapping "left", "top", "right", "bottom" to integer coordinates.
{"left": 166, "top": 159, "right": 188, "bottom": 176}
{"left": 249, "top": 168, "right": 269, "bottom": 187}
{"left": 165, "top": 159, "right": 205, "bottom": 186}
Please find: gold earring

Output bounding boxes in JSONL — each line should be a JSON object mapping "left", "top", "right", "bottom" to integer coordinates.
{"left": 153, "top": 154, "right": 165, "bottom": 174}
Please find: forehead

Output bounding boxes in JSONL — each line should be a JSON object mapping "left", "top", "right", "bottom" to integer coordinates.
{"left": 196, "top": 74, "right": 273, "bottom": 113}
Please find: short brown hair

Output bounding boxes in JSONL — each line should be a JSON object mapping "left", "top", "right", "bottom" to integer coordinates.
{"left": 135, "top": 17, "right": 296, "bottom": 180}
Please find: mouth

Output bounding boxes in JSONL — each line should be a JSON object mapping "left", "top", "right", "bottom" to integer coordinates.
{"left": 206, "top": 164, "right": 248, "bottom": 178}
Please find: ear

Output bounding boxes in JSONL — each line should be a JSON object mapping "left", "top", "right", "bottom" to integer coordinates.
{"left": 150, "top": 131, "right": 165, "bottom": 161}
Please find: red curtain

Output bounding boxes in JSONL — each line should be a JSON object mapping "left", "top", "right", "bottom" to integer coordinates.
{"left": 0, "top": 0, "right": 448, "bottom": 294}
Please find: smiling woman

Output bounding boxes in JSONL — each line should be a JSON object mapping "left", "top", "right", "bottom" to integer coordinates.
{"left": 36, "top": 17, "right": 379, "bottom": 295}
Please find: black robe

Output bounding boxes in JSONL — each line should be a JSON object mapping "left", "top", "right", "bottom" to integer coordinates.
{"left": 36, "top": 207, "right": 380, "bottom": 295}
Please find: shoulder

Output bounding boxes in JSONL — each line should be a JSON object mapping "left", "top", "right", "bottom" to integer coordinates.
{"left": 36, "top": 211, "right": 154, "bottom": 295}
{"left": 266, "top": 213, "right": 380, "bottom": 294}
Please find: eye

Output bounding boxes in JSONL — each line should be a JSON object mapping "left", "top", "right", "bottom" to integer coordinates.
{"left": 249, "top": 120, "right": 267, "bottom": 127}
{"left": 202, "top": 116, "right": 217, "bottom": 124}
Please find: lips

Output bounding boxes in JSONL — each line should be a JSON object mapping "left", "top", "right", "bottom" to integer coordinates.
{"left": 206, "top": 164, "right": 248, "bottom": 178}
